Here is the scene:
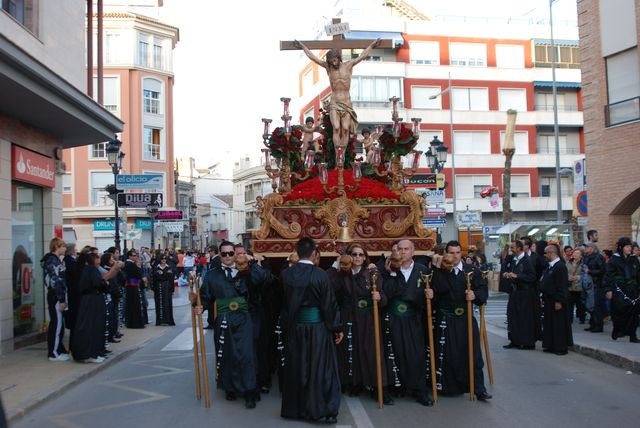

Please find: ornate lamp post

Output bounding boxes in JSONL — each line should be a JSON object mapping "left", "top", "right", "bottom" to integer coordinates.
{"left": 106, "top": 136, "right": 125, "bottom": 251}
{"left": 146, "top": 202, "right": 159, "bottom": 251}
{"left": 424, "top": 136, "right": 448, "bottom": 173}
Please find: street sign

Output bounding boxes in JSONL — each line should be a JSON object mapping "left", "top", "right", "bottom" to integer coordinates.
{"left": 126, "top": 229, "right": 142, "bottom": 240}
{"left": 408, "top": 173, "right": 445, "bottom": 189}
{"left": 116, "top": 174, "right": 163, "bottom": 190}
{"left": 483, "top": 225, "right": 503, "bottom": 236}
{"left": 156, "top": 210, "right": 183, "bottom": 221}
{"left": 423, "top": 218, "right": 447, "bottom": 226}
{"left": 576, "top": 191, "right": 588, "bottom": 216}
{"left": 117, "top": 192, "right": 163, "bottom": 208}
{"left": 455, "top": 210, "right": 483, "bottom": 228}
{"left": 161, "top": 222, "right": 184, "bottom": 232}
{"left": 577, "top": 216, "right": 589, "bottom": 226}
{"left": 425, "top": 208, "right": 446, "bottom": 217}
{"left": 416, "top": 189, "right": 446, "bottom": 205}
{"left": 574, "top": 159, "right": 586, "bottom": 193}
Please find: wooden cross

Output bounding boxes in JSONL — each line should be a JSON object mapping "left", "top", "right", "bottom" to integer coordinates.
{"left": 280, "top": 18, "right": 394, "bottom": 51}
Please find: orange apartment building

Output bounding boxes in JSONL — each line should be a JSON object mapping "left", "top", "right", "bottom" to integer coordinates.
{"left": 63, "top": 11, "right": 179, "bottom": 251}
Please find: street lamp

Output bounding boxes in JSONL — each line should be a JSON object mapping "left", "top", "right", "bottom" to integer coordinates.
{"left": 189, "top": 203, "right": 197, "bottom": 250}
{"left": 146, "top": 202, "right": 159, "bottom": 251}
{"left": 424, "top": 136, "right": 449, "bottom": 173}
{"left": 429, "top": 71, "right": 457, "bottom": 232}
{"left": 106, "top": 136, "right": 125, "bottom": 251}
{"left": 549, "top": 0, "right": 563, "bottom": 222}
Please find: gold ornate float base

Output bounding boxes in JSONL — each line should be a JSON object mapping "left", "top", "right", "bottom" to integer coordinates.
{"left": 252, "top": 192, "right": 436, "bottom": 257}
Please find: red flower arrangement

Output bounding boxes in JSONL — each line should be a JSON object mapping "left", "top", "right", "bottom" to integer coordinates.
{"left": 378, "top": 123, "right": 418, "bottom": 161}
{"left": 268, "top": 125, "right": 304, "bottom": 159}
{"left": 283, "top": 169, "right": 399, "bottom": 203}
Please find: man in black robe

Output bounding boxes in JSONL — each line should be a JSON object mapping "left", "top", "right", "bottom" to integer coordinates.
{"left": 382, "top": 239, "right": 434, "bottom": 406}
{"left": 198, "top": 241, "right": 268, "bottom": 409}
{"left": 123, "top": 250, "right": 145, "bottom": 329}
{"left": 540, "top": 244, "right": 573, "bottom": 355}
{"left": 280, "top": 238, "right": 343, "bottom": 424}
{"left": 429, "top": 240, "right": 491, "bottom": 401}
{"left": 503, "top": 240, "right": 538, "bottom": 349}
{"left": 583, "top": 243, "right": 606, "bottom": 333}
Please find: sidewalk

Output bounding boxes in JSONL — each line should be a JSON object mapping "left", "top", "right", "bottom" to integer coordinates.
{"left": 485, "top": 296, "right": 640, "bottom": 375}
{"left": 0, "top": 287, "right": 192, "bottom": 423}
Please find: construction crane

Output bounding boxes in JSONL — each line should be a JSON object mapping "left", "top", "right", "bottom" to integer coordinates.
{"left": 382, "top": 0, "right": 430, "bottom": 21}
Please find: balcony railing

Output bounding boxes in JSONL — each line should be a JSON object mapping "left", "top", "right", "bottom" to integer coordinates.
{"left": 605, "top": 96, "right": 640, "bottom": 127}
{"left": 353, "top": 100, "right": 404, "bottom": 109}
{"left": 535, "top": 104, "right": 580, "bottom": 112}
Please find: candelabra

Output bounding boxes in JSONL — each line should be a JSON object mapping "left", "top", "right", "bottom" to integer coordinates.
{"left": 317, "top": 145, "right": 362, "bottom": 197}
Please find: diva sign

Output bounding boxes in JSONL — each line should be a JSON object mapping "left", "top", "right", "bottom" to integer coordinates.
{"left": 12, "top": 145, "right": 56, "bottom": 188}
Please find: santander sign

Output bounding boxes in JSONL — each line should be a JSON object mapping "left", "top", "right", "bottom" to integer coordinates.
{"left": 12, "top": 145, "right": 56, "bottom": 188}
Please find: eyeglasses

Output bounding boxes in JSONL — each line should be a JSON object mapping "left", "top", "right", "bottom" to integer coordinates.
{"left": 351, "top": 252, "right": 365, "bottom": 257}
{"left": 220, "top": 251, "right": 235, "bottom": 257}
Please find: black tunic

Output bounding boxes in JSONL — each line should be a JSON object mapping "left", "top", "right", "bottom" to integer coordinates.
{"left": 382, "top": 262, "right": 430, "bottom": 394}
{"left": 432, "top": 263, "right": 488, "bottom": 396}
{"left": 72, "top": 266, "right": 106, "bottom": 360}
{"left": 604, "top": 254, "right": 640, "bottom": 338}
{"left": 539, "top": 260, "right": 573, "bottom": 352}
{"left": 280, "top": 262, "right": 341, "bottom": 421}
{"left": 124, "top": 260, "right": 145, "bottom": 329}
{"left": 200, "top": 264, "right": 266, "bottom": 395}
{"left": 506, "top": 254, "right": 538, "bottom": 347}
{"left": 328, "top": 266, "right": 387, "bottom": 388}
{"left": 153, "top": 264, "right": 175, "bottom": 326}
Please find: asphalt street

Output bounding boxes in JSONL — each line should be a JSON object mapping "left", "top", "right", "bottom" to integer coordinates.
{"left": 13, "top": 300, "right": 639, "bottom": 428}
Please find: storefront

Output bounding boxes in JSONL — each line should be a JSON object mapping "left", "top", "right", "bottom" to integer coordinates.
{"left": 11, "top": 146, "right": 53, "bottom": 344}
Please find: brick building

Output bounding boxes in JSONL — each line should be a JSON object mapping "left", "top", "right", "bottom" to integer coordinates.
{"left": 577, "top": 0, "right": 640, "bottom": 248}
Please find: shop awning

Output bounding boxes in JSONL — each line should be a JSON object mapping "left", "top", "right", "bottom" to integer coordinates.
{"left": 533, "top": 39, "right": 579, "bottom": 46}
{"left": 0, "top": 34, "right": 123, "bottom": 148}
{"left": 344, "top": 31, "right": 404, "bottom": 47}
{"left": 534, "top": 81, "right": 582, "bottom": 88}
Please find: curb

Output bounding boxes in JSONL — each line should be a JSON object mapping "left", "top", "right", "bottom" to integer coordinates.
{"left": 486, "top": 320, "right": 640, "bottom": 375}
{"left": 8, "top": 332, "right": 163, "bottom": 423}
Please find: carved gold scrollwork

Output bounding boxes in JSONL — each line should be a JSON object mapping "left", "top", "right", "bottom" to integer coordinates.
{"left": 253, "top": 193, "right": 302, "bottom": 240}
{"left": 382, "top": 191, "right": 433, "bottom": 238}
{"left": 314, "top": 196, "right": 369, "bottom": 240}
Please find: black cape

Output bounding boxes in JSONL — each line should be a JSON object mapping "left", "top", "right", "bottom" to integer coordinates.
{"left": 280, "top": 262, "right": 341, "bottom": 421}
{"left": 604, "top": 254, "right": 640, "bottom": 337}
{"left": 540, "top": 260, "right": 573, "bottom": 352}
{"left": 432, "top": 264, "right": 488, "bottom": 396}
{"left": 153, "top": 264, "right": 175, "bottom": 326}
{"left": 506, "top": 254, "right": 538, "bottom": 347}
{"left": 124, "top": 260, "right": 146, "bottom": 329}
{"left": 72, "top": 266, "right": 106, "bottom": 360}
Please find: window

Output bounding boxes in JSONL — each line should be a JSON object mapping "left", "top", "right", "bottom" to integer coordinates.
{"left": 245, "top": 211, "right": 257, "bottom": 230}
{"left": 350, "top": 48, "right": 381, "bottom": 62}
{"left": 453, "top": 131, "right": 491, "bottom": 154}
{"left": 605, "top": 47, "right": 640, "bottom": 126}
{"left": 534, "top": 44, "right": 580, "bottom": 68}
{"left": 540, "top": 176, "right": 571, "bottom": 197}
{"left": 498, "top": 88, "right": 527, "bottom": 112}
{"left": 245, "top": 182, "right": 263, "bottom": 203}
{"left": 499, "top": 131, "right": 529, "bottom": 154}
{"left": 90, "top": 142, "right": 107, "bottom": 159}
{"left": 90, "top": 172, "right": 114, "bottom": 206}
{"left": 537, "top": 134, "right": 579, "bottom": 154}
{"left": 153, "top": 42, "right": 163, "bottom": 69}
{"left": 2, "top": 0, "right": 38, "bottom": 33}
{"left": 62, "top": 173, "right": 72, "bottom": 193}
{"left": 303, "top": 69, "right": 313, "bottom": 95}
{"left": 105, "top": 32, "right": 123, "bottom": 64}
{"left": 455, "top": 175, "right": 492, "bottom": 199}
{"left": 143, "top": 78, "right": 162, "bottom": 114}
{"left": 138, "top": 39, "right": 149, "bottom": 66}
{"left": 496, "top": 45, "right": 525, "bottom": 68}
{"left": 351, "top": 76, "right": 402, "bottom": 104}
{"left": 508, "top": 175, "right": 531, "bottom": 198}
{"left": 452, "top": 87, "right": 488, "bottom": 111}
{"left": 143, "top": 127, "right": 163, "bottom": 161}
{"left": 410, "top": 41, "right": 439, "bottom": 65}
{"left": 415, "top": 130, "right": 444, "bottom": 156}
{"left": 450, "top": 43, "right": 486, "bottom": 67}
{"left": 536, "top": 92, "right": 578, "bottom": 111}
{"left": 411, "top": 86, "right": 442, "bottom": 109}
{"left": 92, "top": 76, "right": 120, "bottom": 114}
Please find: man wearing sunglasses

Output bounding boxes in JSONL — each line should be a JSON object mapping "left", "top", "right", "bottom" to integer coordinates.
{"left": 197, "top": 241, "right": 269, "bottom": 410}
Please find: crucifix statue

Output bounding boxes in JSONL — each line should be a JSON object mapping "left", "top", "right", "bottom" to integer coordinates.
{"left": 281, "top": 19, "right": 393, "bottom": 149}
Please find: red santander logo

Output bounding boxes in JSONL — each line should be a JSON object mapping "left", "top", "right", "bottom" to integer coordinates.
{"left": 12, "top": 145, "right": 56, "bottom": 188}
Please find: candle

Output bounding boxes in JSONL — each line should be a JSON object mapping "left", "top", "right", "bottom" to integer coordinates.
{"left": 261, "top": 148, "right": 270, "bottom": 167}
{"left": 262, "top": 118, "right": 272, "bottom": 138}
{"left": 319, "top": 163, "right": 328, "bottom": 184}
{"left": 372, "top": 147, "right": 381, "bottom": 166}
{"left": 336, "top": 146, "right": 345, "bottom": 166}
{"left": 411, "top": 150, "right": 422, "bottom": 169}
{"left": 411, "top": 117, "right": 422, "bottom": 139}
{"left": 393, "top": 120, "right": 402, "bottom": 138}
{"left": 304, "top": 150, "right": 315, "bottom": 170}
{"left": 280, "top": 97, "right": 291, "bottom": 116}
{"left": 283, "top": 115, "right": 292, "bottom": 136}
{"left": 272, "top": 175, "right": 280, "bottom": 190}
{"left": 353, "top": 161, "right": 362, "bottom": 181}
{"left": 376, "top": 125, "right": 383, "bottom": 136}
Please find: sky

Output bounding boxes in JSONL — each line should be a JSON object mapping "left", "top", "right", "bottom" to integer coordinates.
{"left": 159, "top": 0, "right": 578, "bottom": 175}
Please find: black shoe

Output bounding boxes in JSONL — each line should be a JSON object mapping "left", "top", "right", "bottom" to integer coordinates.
{"left": 503, "top": 343, "right": 516, "bottom": 349}
{"left": 204, "top": 325, "right": 214, "bottom": 330}
{"left": 630, "top": 337, "right": 640, "bottom": 343}
{"left": 108, "top": 338, "right": 121, "bottom": 343}
{"left": 416, "top": 392, "right": 434, "bottom": 407}
{"left": 584, "top": 327, "right": 594, "bottom": 331}
{"left": 519, "top": 345, "right": 535, "bottom": 350}
{"left": 476, "top": 391, "right": 492, "bottom": 401}
{"left": 102, "top": 349, "right": 113, "bottom": 354}
{"left": 225, "top": 391, "right": 236, "bottom": 401}
{"left": 245, "top": 398, "right": 256, "bottom": 409}
{"left": 554, "top": 351, "right": 568, "bottom": 356}
{"left": 382, "top": 390, "right": 394, "bottom": 405}
{"left": 260, "top": 386, "right": 270, "bottom": 394}
{"left": 323, "top": 416, "right": 338, "bottom": 424}
{"left": 612, "top": 330, "right": 620, "bottom": 340}
{"left": 114, "top": 333, "right": 123, "bottom": 338}
{"left": 590, "top": 328, "right": 603, "bottom": 333}
{"left": 543, "top": 349, "right": 554, "bottom": 353}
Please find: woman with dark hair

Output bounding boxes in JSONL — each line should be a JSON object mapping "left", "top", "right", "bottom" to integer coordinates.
{"left": 327, "top": 244, "right": 391, "bottom": 404}
{"left": 604, "top": 237, "right": 640, "bottom": 342}
{"left": 100, "top": 253, "right": 121, "bottom": 344}
{"left": 153, "top": 254, "right": 175, "bottom": 326}
{"left": 73, "top": 253, "right": 123, "bottom": 363}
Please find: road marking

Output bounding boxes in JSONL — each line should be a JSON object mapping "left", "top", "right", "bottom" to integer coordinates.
{"left": 161, "top": 327, "right": 201, "bottom": 351}
{"left": 344, "top": 396, "right": 374, "bottom": 428}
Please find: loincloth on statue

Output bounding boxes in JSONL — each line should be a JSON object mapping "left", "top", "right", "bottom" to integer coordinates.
{"left": 330, "top": 101, "right": 358, "bottom": 134}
